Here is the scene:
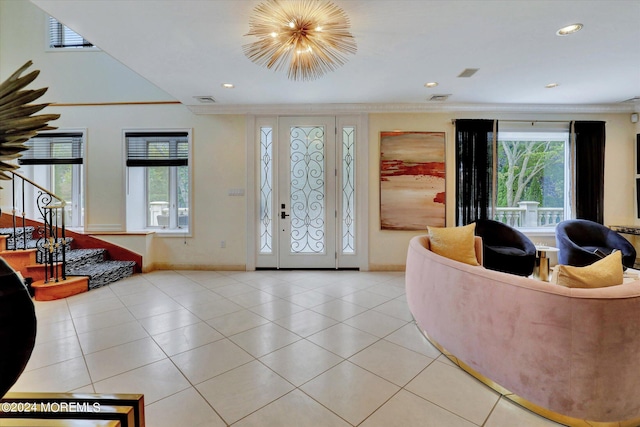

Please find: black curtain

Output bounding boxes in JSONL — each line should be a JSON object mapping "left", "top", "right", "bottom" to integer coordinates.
{"left": 455, "top": 119, "right": 496, "bottom": 225}
{"left": 572, "top": 121, "right": 605, "bottom": 224}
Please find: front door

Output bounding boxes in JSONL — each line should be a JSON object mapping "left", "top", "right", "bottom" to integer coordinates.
{"left": 277, "top": 116, "right": 336, "bottom": 268}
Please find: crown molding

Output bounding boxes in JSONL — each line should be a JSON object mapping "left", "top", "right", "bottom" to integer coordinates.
{"left": 187, "top": 101, "right": 640, "bottom": 115}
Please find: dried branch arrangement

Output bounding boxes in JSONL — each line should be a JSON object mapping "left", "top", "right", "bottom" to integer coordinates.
{"left": 0, "top": 60, "right": 60, "bottom": 182}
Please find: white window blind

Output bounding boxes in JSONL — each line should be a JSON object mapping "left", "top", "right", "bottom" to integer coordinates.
{"left": 19, "top": 132, "right": 84, "bottom": 165}
{"left": 125, "top": 132, "right": 189, "bottom": 167}
{"left": 49, "top": 16, "right": 94, "bottom": 49}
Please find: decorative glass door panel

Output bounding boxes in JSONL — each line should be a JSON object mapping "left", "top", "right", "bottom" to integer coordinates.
{"left": 290, "top": 126, "right": 326, "bottom": 253}
{"left": 278, "top": 117, "right": 336, "bottom": 268}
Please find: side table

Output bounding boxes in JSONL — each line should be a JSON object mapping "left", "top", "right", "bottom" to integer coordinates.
{"left": 534, "top": 245, "right": 559, "bottom": 281}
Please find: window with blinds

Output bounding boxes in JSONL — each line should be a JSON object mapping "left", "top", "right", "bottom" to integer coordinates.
{"left": 125, "top": 132, "right": 189, "bottom": 167}
{"left": 18, "top": 132, "right": 84, "bottom": 165}
{"left": 48, "top": 16, "right": 94, "bottom": 49}
{"left": 124, "top": 130, "right": 191, "bottom": 231}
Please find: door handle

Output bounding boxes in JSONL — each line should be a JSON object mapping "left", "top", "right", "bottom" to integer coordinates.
{"left": 281, "top": 212, "right": 290, "bottom": 219}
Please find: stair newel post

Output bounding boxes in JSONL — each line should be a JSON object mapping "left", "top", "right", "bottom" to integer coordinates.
{"left": 11, "top": 174, "right": 16, "bottom": 251}
{"left": 44, "top": 203, "right": 51, "bottom": 283}
{"left": 52, "top": 206, "right": 60, "bottom": 283}
{"left": 61, "top": 205, "right": 66, "bottom": 281}
{"left": 50, "top": 207, "right": 56, "bottom": 283}
{"left": 21, "top": 177, "right": 26, "bottom": 251}
{"left": 53, "top": 206, "right": 60, "bottom": 283}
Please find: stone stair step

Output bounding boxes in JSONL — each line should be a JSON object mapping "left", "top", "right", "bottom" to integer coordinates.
{"left": 34, "top": 238, "right": 75, "bottom": 263}
{"left": 7, "top": 238, "right": 38, "bottom": 250}
{"left": 5, "top": 237, "right": 73, "bottom": 253}
{"left": 0, "top": 226, "right": 35, "bottom": 239}
{"left": 67, "top": 261, "right": 136, "bottom": 290}
{"left": 65, "top": 248, "right": 106, "bottom": 270}
{"left": 0, "top": 227, "right": 73, "bottom": 248}
{"left": 1, "top": 226, "right": 137, "bottom": 295}
{"left": 0, "top": 226, "right": 36, "bottom": 250}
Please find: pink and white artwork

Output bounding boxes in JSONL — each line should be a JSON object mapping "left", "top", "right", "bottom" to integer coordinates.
{"left": 380, "top": 131, "right": 446, "bottom": 230}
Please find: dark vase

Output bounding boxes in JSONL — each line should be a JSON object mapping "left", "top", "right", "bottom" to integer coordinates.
{"left": 0, "top": 257, "right": 37, "bottom": 397}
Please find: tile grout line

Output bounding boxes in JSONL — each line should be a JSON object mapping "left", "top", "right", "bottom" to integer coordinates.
{"left": 26, "top": 270, "right": 507, "bottom": 426}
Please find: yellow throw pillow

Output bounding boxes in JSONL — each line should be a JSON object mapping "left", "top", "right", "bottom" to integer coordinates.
{"left": 554, "top": 251, "right": 623, "bottom": 288}
{"left": 427, "top": 223, "right": 480, "bottom": 266}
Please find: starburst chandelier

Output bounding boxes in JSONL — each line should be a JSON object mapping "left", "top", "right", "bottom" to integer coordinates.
{"left": 243, "top": 0, "right": 357, "bottom": 81}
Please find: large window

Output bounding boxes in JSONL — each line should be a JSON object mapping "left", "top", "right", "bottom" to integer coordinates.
{"left": 125, "top": 131, "right": 190, "bottom": 232}
{"left": 48, "top": 16, "right": 95, "bottom": 49}
{"left": 495, "top": 125, "right": 570, "bottom": 229}
{"left": 17, "top": 131, "right": 85, "bottom": 227}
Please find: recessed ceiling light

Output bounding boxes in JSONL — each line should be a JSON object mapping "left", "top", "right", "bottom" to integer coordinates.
{"left": 424, "top": 82, "right": 438, "bottom": 88}
{"left": 221, "top": 83, "right": 235, "bottom": 89}
{"left": 556, "top": 23, "right": 583, "bottom": 36}
{"left": 545, "top": 83, "right": 559, "bottom": 88}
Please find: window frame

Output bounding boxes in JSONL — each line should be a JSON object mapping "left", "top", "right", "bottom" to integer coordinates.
{"left": 46, "top": 16, "right": 99, "bottom": 52}
{"left": 19, "top": 132, "right": 84, "bottom": 165}
{"left": 495, "top": 128, "right": 571, "bottom": 234}
{"left": 253, "top": 115, "right": 363, "bottom": 269}
{"left": 124, "top": 129, "right": 192, "bottom": 235}
{"left": 16, "top": 130, "right": 86, "bottom": 228}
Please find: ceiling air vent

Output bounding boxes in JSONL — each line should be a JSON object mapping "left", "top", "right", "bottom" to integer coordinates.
{"left": 428, "top": 94, "right": 451, "bottom": 101}
{"left": 194, "top": 96, "right": 216, "bottom": 103}
{"left": 457, "top": 68, "right": 479, "bottom": 78}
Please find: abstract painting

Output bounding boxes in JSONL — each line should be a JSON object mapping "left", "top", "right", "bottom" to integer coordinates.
{"left": 380, "top": 131, "right": 446, "bottom": 230}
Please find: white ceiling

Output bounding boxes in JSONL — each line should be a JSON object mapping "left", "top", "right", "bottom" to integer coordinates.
{"left": 31, "top": 0, "right": 640, "bottom": 114}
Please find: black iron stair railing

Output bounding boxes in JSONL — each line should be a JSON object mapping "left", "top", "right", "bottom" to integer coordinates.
{"left": 8, "top": 171, "right": 68, "bottom": 283}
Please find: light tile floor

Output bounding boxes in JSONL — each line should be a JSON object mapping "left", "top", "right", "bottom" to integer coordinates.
{"left": 11, "top": 270, "right": 565, "bottom": 426}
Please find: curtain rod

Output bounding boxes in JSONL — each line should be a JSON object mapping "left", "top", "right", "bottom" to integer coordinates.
{"left": 497, "top": 119, "right": 570, "bottom": 123}
{"left": 451, "top": 119, "right": 570, "bottom": 124}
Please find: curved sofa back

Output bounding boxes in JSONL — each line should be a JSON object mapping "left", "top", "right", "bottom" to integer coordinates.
{"left": 406, "top": 235, "right": 640, "bottom": 423}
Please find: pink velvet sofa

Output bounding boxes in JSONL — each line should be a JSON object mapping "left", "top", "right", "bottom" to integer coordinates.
{"left": 405, "top": 235, "right": 640, "bottom": 426}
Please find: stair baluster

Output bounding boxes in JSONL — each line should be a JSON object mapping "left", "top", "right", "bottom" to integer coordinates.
{"left": 10, "top": 172, "right": 67, "bottom": 284}
{"left": 3, "top": 172, "right": 136, "bottom": 298}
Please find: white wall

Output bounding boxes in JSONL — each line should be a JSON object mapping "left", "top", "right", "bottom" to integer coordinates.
{"left": 2, "top": 0, "right": 638, "bottom": 271}
{"left": 0, "top": 0, "right": 247, "bottom": 270}
{"left": 367, "top": 112, "right": 639, "bottom": 268}
{"left": 0, "top": 0, "right": 171, "bottom": 104}
{"left": 43, "top": 104, "right": 248, "bottom": 270}
{"left": 0, "top": 102, "right": 248, "bottom": 270}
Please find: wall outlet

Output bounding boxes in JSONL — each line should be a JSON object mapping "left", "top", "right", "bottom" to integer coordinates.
{"left": 220, "top": 240, "right": 226, "bottom": 248}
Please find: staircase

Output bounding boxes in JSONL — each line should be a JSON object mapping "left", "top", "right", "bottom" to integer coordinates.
{"left": 0, "top": 226, "right": 136, "bottom": 300}
{"left": 0, "top": 171, "right": 140, "bottom": 300}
